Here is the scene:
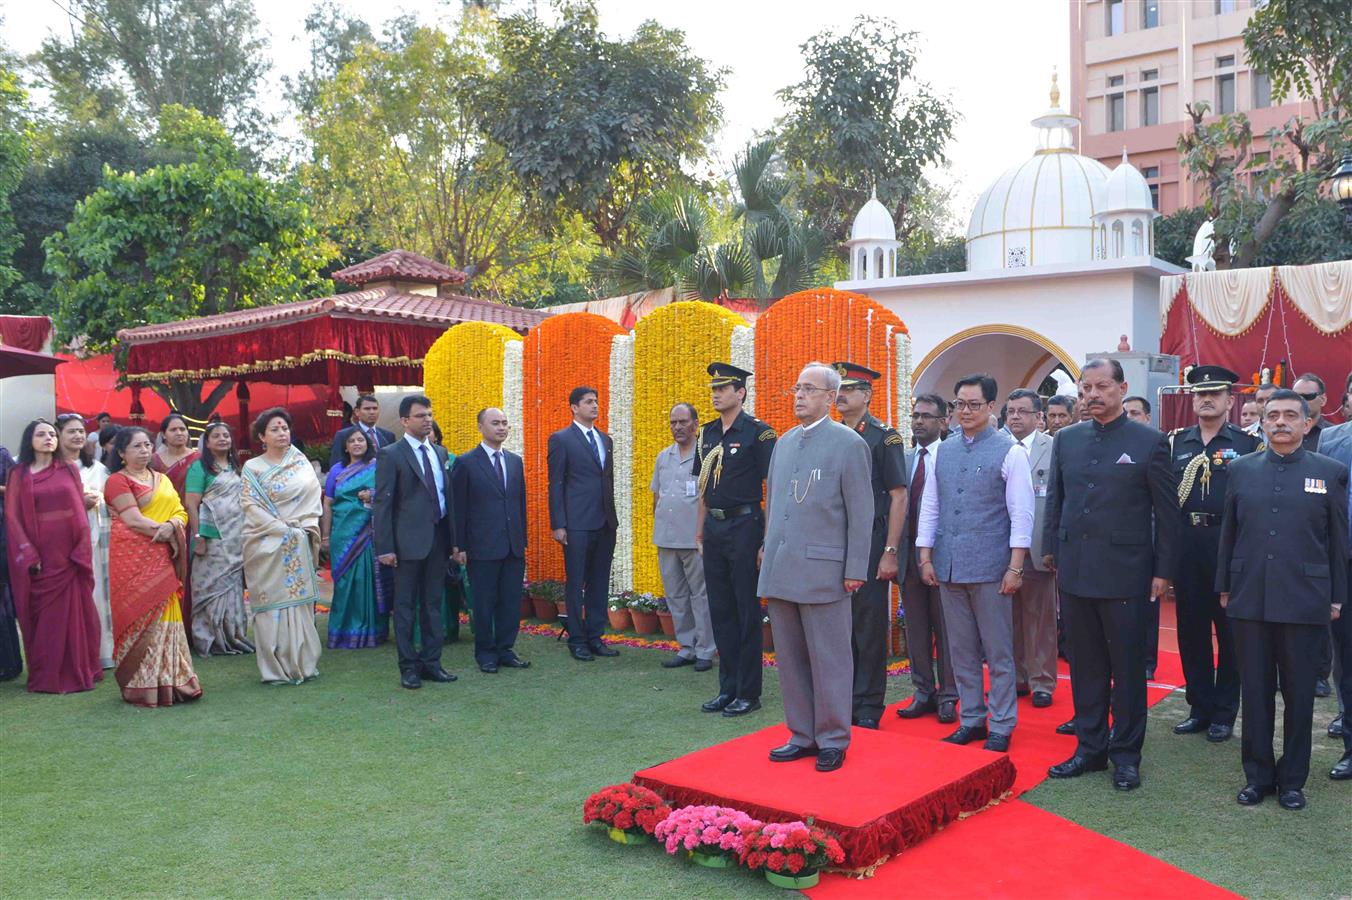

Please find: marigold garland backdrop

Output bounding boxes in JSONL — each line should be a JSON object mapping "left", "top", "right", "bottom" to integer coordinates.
{"left": 522, "top": 312, "right": 627, "bottom": 582}
{"left": 423, "top": 321, "right": 523, "bottom": 454}
{"left": 629, "top": 301, "right": 749, "bottom": 593}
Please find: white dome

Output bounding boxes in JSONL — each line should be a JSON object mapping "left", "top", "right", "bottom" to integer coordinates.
{"left": 1102, "top": 155, "right": 1155, "bottom": 213}
{"left": 965, "top": 152, "right": 1111, "bottom": 271}
{"left": 850, "top": 192, "right": 896, "bottom": 242}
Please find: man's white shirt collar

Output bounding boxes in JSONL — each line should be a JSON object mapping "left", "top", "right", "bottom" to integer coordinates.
{"left": 801, "top": 414, "right": 831, "bottom": 432}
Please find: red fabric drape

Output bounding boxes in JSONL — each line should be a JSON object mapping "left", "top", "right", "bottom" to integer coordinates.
{"left": 124, "top": 317, "right": 445, "bottom": 385}
{"left": 1160, "top": 276, "right": 1351, "bottom": 424}
{"left": 0, "top": 315, "right": 52, "bottom": 352}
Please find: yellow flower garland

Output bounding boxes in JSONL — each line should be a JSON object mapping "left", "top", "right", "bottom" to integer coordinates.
{"left": 630, "top": 301, "right": 748, "bottom": 593}
{"left": 423, "top": 321, "right": 523, "bottom": 455}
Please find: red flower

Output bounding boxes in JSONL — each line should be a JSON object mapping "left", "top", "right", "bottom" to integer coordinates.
{"left": 767, "top": 851, "right": 786, "bottom": 872}
{"left": 787, "top": 853, "right": 806, "bottom": 874}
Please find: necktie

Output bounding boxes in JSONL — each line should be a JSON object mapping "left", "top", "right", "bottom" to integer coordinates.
{"left": 418, "top": 444, "right": 441, "bottom": 518}
{"left": 367, "top": 427, "right": 379, "bottom": 449}
{"left": 494, "top": 450, "right": 507, "bottom": 491}
{"left": 586, "top": 428, "right": 602, "bottom": 465}
{"left": 908, "top": 447, "right": 927, "bottom": 533}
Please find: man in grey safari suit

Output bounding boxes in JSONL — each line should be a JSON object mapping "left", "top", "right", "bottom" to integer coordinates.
{"left": 758, "top": 362, "right": 874, "bottom": 772}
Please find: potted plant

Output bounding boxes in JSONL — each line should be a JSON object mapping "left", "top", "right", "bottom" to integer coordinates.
{"left": 739, "top": 820, "right": 846, "bottom": 889}
{"left": 582, "top": 783, "right": 672, "bottom": 846}
{"left": 762, "top": 614, "right": 773, "bottom": 652}
{"left": 628, "top": 593, "right": 660, "bottom": 635}
{"left": 530, "top": 580, "right": 562, "bottom": 622}
{"left": 520, "top": 581, "right": 533, "bottom": 619}
{"left": 654, "top": 804, "right": 762, "bottom": 868}
{"left": 653, "top": 595, "right": 676, "bottom": 637}
{"left": 607, "top": 593, "right": 633, "bottom": 631}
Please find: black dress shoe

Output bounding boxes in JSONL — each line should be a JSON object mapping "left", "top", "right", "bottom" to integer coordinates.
{"left": 499, "top": 656, "right": 530, "bottom": 668}
{"left": 1314, "top": 678, "right": 1332, "bottom": 698}
{"left": 662, "top": 654, "right": 694, "bottom": 668}
{"left": 855, "top": 718, "right": 879, "bottom": 730}
{"left": 479, "top": 662, "right": 499, "bottom": 674}
{"left": 1207, "top": 723, "right": 1233, "bottom": 742}
{"left": 1277, "top": 788, "right": 1306, "bottom": 810}
{"left": 941, "top": 724, "right": 989, "bottom": 745}
{"left": 1173, "top": 716, "right": 1210, "bottom": 735}
{"left": 815, "top": 748, "right": 846, "bottom": 772}
{"left": 1329, "top": 713, "right": 1344, "bottom": 737}
{"left": 896, "top": 696, "right": 937, "bottom": 719}
{"left": 590, "top": 643, "right": 620, "bottom": 657}
{"left": 983, "top": 732, "right": 1011, "bottom": 752}
{"left": 1031, "top": 691, "right": 1053, "bottom": 708}
{"left": 722, "top": 698, "right": 761, "bottom": 717}
{"left": 1055, "top": 718, "right": 1076, "bottom": 735}
{"left": 1236, "top": 784, "right": 1273, "bottom": 805}
{"left": 937, "top": 701, "right": 958, "bottom": 724}
{"left": 769, "top": 743, "right": 818, "bottom": 762}
{"left": 693, "top": 658, "right": 712, "bottom": 672}
{"left": 570, "top": 646, "right": 595, "bottom": 662}
{"left": 1016, "top": 685, "right": 1031, "bottom": 697}
{"left": 1329, "top": 753, "right": 1352, "bottom": 780}
{"left": 1112, "top": 764, "right": 1141, "bottom": 791}
{"left": 1047, "top": 755, "right": 1108, "bottom": 778}
{"left": 400, "top": 671, "right": 422, "bottom": 690}
{"left": 701, "top": 693, "right": 733, "bottom": 712}
{"left": 421, "top": 666, "right": 457, "bottom": 682}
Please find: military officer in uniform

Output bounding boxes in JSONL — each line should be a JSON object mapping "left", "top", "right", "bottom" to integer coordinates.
{"left": 694, "top": 362, "right": 777, "bottom": 717}
{"left": 1218, "top": 388, "right": 1348, "bottom": 810}
{"left": 832, "top": 361, "right": 908, "bottom": 729}
{"left": 1169, "top": 365, "right": 1260, "bottom": 743}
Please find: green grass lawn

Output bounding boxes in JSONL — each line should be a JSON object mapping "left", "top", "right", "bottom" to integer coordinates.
{"left": 2, "top": 620, "right": 1347, "bottom": 898}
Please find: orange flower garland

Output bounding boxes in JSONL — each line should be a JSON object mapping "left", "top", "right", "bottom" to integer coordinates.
{"left": 522, "top": 312, "right": 627, "bottom": 582}
{"left": 630, "top": 301, "right": 749, "bottom": 593}
{"left": 422, "top": 321, "right": 523, "bottom": 454}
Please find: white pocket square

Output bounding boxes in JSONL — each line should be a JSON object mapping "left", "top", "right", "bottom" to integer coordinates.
{"left": 1115, "top": 453, "right": 1135, "bottom": 464}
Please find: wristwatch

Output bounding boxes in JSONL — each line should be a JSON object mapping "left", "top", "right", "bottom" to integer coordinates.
{"left": 1007, "top": 566, "right": 1024, "bottom": 576}
{"left": 883, "top": 546, "right": 898, "bottom": 554}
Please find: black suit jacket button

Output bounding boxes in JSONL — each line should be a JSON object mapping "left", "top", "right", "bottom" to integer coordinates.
{"left": 1269, "top": 529, "right": 1277, "bottom": 536}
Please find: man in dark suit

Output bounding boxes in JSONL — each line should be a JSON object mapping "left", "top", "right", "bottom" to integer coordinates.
{"left": 547, "top": 386, "right": 619, "bottom": 661}
{"left": 1317, "top": 401, "right": 1352, "bottom": 772}
{"left": 1044, "top": 358, "right": 1179, "bottom": 792}
{"left": 374, "top": 394, "right": 458, "bottom": 690}
{"left": 1219, "top": 389, "right": 1348, "bottom": 809}
{"left": 330, "top": 394, "right": 396, "bottom": 468}
{"left": 452, "top": 407, "right": 529, "bottom": 674}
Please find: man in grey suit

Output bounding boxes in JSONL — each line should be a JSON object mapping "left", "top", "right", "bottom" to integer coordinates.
{"left": 758, "top": 362, "right": 874, "bottom": 772}
{"left": 1005, "top": 389, "right": 1058, "bottom": 708}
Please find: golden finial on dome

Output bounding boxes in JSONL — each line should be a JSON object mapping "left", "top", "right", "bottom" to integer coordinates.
{"left": 1050, "top": 67, "right": 1060, "bottom": 108}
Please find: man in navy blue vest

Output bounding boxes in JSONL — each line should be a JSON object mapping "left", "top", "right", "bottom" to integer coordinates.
{"left": 1044, "top": 358, "right": 1179, "bottom": 791}
{"left": 452, "top": 407, "right": 529, "bottom": 674}
{"left": 547, "top": 386, "right": 619, "bottom": 661}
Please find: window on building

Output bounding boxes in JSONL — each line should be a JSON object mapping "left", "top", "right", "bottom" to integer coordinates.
{"left": 1253, "top": 70, "right": 1272, "bottom": 108}
{"left": 1215, "top": 0, "right": 1236, "bottom": 13}
{"left": 1142, "top": 87, "right": 1160, "bottom": 126}
{"left": 1141, "top": 68, "right": 1158, "bottom": 82}
{"left": 1107, "top": 0, "right": 1124, "bottom": 35}
{"left": 1141, "top": 166, "right": 1160, "bottom": 210}
{"left": 1217, "top": 72, "right": 1236, "bottom": 114}
{"left": 1107, "top": 76, "right": 1125, "bottom": 131}
{"left": 1148, "top": 184, "right": 1160, "bottom": 209}
{"left": 1217, "top": 55, "right": 1235, "bottom": 69}
{"left": 1142, "top": 0, "right": 1159, "bottom": 28}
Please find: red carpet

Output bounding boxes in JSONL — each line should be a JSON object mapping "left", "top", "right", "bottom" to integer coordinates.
{"left": 806, "top": 800, "right": 1239, "bottom": 900}
{"left": 633, "top": 724, "right": 1015, "bottom": 869}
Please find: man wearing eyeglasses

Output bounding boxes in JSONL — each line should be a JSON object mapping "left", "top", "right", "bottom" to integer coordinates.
{"left": 914, "top": 373, "right": 1035, "bottom": 753}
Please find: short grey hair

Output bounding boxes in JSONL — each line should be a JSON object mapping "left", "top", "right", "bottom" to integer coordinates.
{"left": 801, "top": 361, "right": 841, "bottom": 392}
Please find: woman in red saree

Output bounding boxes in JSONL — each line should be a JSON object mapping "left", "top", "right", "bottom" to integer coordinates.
{"left": 105, "top": 426, "right": 202, "bottom": 707}
{"left": 4, "top": 419, "right": 102, "bottom": 694}
{"left": 150, "top": 412, "right": 200, "bottom": 628}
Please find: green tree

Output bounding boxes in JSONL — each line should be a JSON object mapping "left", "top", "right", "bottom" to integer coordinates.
{"left": 0, "top": 49, "right": 31, "bottom": 307}
{"left": 1177, "top": 0, "right": 1350, "bottom": 268}
{"left": 300, "top": 15, "right": 584, "bottom": 301}
{"left": 775, "top": 16, "right": 958, "bottom": 248}
{"left": 32, "top": 0, "right": 270, "bottom": 144}
{"left": 1153, "top": 206, "right": 1209, "bottom": 269}
{"left": 44, "top": 106, "right": 335, "bottom": 415}
{"left": 283, "top": 1, "right": 378, "bottom": 120}
{"left": 483, "top": 3, "right": 724, "bottom": 248}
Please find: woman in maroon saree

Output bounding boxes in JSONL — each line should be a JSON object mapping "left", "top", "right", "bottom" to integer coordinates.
{"left": 4, "top": 419, "right": 102, "bottom": 694}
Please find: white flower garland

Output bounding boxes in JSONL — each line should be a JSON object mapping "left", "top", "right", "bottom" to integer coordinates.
{"left": 896, "top": 333, "right": 914, "bottom": 444}
{"left": 607, "top": 333, "right": 635, "bottom": 592}
{"left": 502, "top": 337, "right": 524, "bottom": 458}
{"left": 731, "top": 324, "right": 755, "bottom": 416}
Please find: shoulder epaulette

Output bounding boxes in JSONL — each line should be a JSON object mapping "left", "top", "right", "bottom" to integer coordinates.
{"left": 884, "top": 432, "right": 904, "bottom": 446}
{"left": 758, "top": 428, "right": 777, "bottom": 442}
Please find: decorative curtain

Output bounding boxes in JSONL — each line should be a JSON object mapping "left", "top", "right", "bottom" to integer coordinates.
{"left": 0, "top": 315, "right": 53, "bottom": 352}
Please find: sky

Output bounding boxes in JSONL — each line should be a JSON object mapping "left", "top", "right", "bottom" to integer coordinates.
{"left": 5, "top": 0, "right": 1071, "bottom": 229}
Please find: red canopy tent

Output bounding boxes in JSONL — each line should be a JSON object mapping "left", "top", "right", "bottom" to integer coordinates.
{"left": 116, "top": 250, "right": 550, "bottom": 446}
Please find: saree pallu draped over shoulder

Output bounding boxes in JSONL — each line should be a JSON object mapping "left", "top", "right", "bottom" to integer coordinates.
{"left": 105, "top": 471, "right": 202, "bottom": 707}
{"left": 242, "top": 448, "right": 323, "bottom": 684}
{"left": 327, "top": 460, "right": 391, "bottom": 648}
{"left": 190, "top": 467, "right": 252, "bottom": 656}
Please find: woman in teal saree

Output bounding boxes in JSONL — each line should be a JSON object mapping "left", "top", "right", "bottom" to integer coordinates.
{"left": 320, "top": 430, "right": 391, "bottom": 648}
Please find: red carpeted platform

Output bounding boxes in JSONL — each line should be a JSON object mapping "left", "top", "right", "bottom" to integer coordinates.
{"left": 806, "top": 799, "right": 1239, "bottom": 899}
{"left": 632, "top": 723, "right": 1015, "bottom": 869}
